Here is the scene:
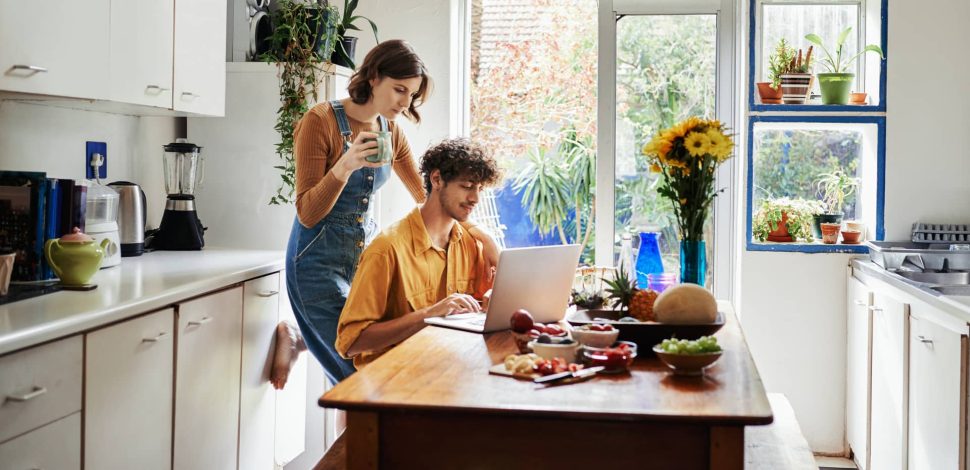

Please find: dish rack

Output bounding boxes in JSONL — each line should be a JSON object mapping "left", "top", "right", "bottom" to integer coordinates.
{"left": 912, "top": 222, "right": 970, "bottom": 244}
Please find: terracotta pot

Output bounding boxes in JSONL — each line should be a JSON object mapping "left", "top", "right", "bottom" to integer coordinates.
{"left": 850, "top": 92, "right": 868, "bottom": 105}
{"left": 820, "top": 223, "right": 841, "bottom": 244}
{"left": 844, "top": 220, "right": 866, "bottom": 238}
{"left": 841, "top": 230, "right": 863, "bottom": 244}
{"left": 756, "top": 82, "right": 783, "bottom": 104}
{"left": 766, "top": 212, "right": 794, "bottom": 242}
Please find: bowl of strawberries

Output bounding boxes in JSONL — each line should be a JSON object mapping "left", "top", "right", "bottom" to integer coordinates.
{"left": 581, "top": 341, "right": 637, "bottom": 374}
{"left": 570, "top": 323, "right": 620, "bottom": 348}
{"left": 509, "top": 309, "right": 570, "bottom": 353}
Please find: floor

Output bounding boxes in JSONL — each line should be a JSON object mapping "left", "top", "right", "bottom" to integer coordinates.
{"left": 816, "top": 455, "right": 857, "bottom": 469}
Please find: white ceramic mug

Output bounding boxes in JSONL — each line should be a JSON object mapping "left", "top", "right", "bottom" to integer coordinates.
{"left": 0, "top": 253, "right": 15, "bottom": 296}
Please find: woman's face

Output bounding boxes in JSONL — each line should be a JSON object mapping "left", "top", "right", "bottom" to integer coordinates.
{"left": 369, "top": 76, "right": 423, "bottom": 120}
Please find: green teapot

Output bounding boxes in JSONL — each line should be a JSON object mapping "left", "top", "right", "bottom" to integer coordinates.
{"left": 45, "top": 228, "right": 110, "bottom": 286}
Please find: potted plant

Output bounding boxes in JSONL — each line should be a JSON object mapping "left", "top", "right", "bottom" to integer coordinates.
{"left": 806, "top": 27, "right": 884, "bottom": 105}
{"left": 811, "top": 169, "right": 859, "bottom": 238}
{"left": 776, "top": 42, "right": 814, "bottom": 105}
{"left": 332, "top": 0, "right": 380, "bottom": 69}
{"left": 757, "top": 38, "right": 794, "bottom": 104}
{"left": 753, "top": 197, "right": 823, "bottom": 243}
{"left": 261, "top": 0, "right": 340, "bottom": 205}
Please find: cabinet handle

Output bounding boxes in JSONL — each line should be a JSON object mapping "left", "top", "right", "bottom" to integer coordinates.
{"left": 142, "top": 332, "right": 169, "bottom": 343}
{"left": 11, "top": 64, "right": 48, "bottom": 73}
{"left": 257, "top": 290, "right": 279, "bottom": 297}
{"left": 917, "top": 335, "right": 933, "bottom": 344}
{"left": 188, "top": 316, "right": 213, "bottom": 327}
{"left": 6, "top": 386, "right": 47, "bottom": 402}
{"left": 854, "top": 300, "right": 867, "bottom": 306}
{"left": 181, "top": 91, "right": 200, "bottom": 100}
{"left": 868, "top": 306, "right": 883, "bottom": 313}
{"left": 146, "top": 84, "right": 170, "bottom": 92}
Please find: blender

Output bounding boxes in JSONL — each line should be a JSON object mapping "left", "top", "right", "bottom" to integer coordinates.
{"left": 154, "top": 139, "right": 206, "bottom": 250}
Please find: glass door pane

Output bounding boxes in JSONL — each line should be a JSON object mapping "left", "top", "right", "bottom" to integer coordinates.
{"left": 614, "top": 14, "right": 717, "bottom": 285}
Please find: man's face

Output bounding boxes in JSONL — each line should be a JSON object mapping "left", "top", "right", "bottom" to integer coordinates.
{"left": 434, "top": 172, "right": 483, "bottom": 222}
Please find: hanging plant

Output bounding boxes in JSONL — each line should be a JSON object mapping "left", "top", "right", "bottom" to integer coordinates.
{"left": 262, "top": 0, "right": 340, "bottom": 205}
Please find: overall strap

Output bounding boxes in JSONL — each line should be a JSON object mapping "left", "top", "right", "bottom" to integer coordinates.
{"left": 330, "top": 100, "right": 353, "bottom": 148}
{"left": 378, "top": 115, "right": 389, "bottom": 132}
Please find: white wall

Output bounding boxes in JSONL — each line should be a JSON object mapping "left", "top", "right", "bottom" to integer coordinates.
{"left": 352, "top": 0, "right": 459, "bottom": 227}
{"left": 0, "top": 101, "right": 178, "bottom": 226}
{"left": 739, "top": 0, "right": 970, "bottom": 454}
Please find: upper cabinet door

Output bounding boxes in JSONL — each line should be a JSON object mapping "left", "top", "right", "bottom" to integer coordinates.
{"left": 173, "top": 0, "right": 225, "bottom": 116}
{"left": 0, "top": 0, "right": 109, "bottom": 99}
{"left": 109, "top": 0, "right": 174, "bottom": 108}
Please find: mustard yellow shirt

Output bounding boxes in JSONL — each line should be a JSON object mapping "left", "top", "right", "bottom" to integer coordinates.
{"left": 335, "top": 208, "right": 489, "bottom": 369}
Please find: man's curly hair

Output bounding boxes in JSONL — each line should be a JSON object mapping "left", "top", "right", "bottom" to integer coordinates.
{"left": 420, "top": 138, "right": 502, "bottom": 195}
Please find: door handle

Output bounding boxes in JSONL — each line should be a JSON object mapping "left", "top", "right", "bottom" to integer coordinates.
{"left": 917, "top": 335, "right": 933, "bottom": 344}
{"left": 181, "top": 91, "right": 200, "bottom": 100}
{"left": 11, "top": 64, "right": 48, "bottom": 73}
{"left": 187, "top": 316, "right": 213, "bottom": 327}
{"left": 142, "top": 332, "right": 169, "bottom": 343}
{"left": 6, "top": 386, "right": 48, "bottom": 402}
{"left": 146, "top": 84, "right": 170, "bottom": 93}
{"left": 257, "top": 290, "right": 279, "bottom": 297}
{"left": 854, "top": 300, "right": 867, "bottom": 306}
{"left": 867, "top": 306, "right": 883, "bottom": 313}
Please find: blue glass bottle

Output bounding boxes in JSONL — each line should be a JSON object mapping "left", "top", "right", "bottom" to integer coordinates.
{"left": 635, "top": 232, "right": 664, "bottom": 289}
{"left": 680, "top": 240, "right": 707, "bottom": 286}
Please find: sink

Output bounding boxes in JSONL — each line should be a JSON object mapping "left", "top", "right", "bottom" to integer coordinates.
{"left": 894, "top": 271, "right": 970, "bottom": 285}
{"left": 930, "top": 285, "right": 970, "bottom": 296}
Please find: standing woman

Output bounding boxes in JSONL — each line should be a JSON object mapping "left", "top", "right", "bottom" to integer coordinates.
{"left": 280, "top": 40, "right": 497, "bottom": 386}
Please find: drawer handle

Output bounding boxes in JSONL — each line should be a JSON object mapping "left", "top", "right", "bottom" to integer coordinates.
{"left": 142, "top": 332, "right": 169, "bottom": 343}
{"left": 917, "top": 335, "right": 933, "bottom": 344}
{"left": 146, "top": 84, "right": 170, "bottom": 93}
{"left": 854, "top": 300, "right": 867, "bottom": 306}
{"left": 188, "top": 316, "right": 213, "bottom": 327}
{"left": 7, "top": 386, "right": 47, "bottom": 402}
{"left": 257, "top": 290, "right": 279, "bottom": 297}
{"left": 11, "top": 64, "right": 48, "bottom": 73}
{"left": 181, "top": 91, "right": 200, "bottom": 99}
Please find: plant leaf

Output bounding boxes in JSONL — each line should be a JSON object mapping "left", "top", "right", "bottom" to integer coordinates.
{"left": 837, "top": 27, "right": 852, "bottom": 49}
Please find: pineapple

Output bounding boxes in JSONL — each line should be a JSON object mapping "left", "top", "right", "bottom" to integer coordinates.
{"left": 604, "top": 264, "right": 658, "bottom": 322}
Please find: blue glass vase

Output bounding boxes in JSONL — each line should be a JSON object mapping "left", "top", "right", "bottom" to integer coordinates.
{"left": 635, "top": 232, "right": 664, "bottom": 289}
{"left": 680, "top": 240, "right": 706, "bottom": 286}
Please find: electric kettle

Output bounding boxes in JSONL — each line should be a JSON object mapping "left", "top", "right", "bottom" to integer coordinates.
{"left": 108, "top": 181, "right": 147, "bottom": 256}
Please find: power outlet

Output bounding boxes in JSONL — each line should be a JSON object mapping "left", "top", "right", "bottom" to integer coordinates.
{"left": 85, "top": 141, "right": 107, "bottom": 180}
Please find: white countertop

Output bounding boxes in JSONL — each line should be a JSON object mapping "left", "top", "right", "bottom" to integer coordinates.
{"left": 0, "top": 248, "right": 284, "bottom": 355}
{"left": 852, "top": 259, "right": 970, "bottom": 325}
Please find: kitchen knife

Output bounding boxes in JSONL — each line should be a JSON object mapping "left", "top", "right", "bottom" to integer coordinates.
{"left": 534, "top": 366, "right": 605, "bottom": 384}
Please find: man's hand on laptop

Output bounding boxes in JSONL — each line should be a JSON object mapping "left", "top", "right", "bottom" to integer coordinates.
{"left": 426, "top": 293, "right": 482, "bottom": 318}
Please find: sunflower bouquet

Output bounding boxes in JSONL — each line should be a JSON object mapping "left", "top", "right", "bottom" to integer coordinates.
{"left": 641, "top": 117, "right": 735, "bottom": 242}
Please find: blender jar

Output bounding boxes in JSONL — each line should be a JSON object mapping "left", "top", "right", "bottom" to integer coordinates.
{"left": 163, "top": 139, "right": 204, "bottom": 196}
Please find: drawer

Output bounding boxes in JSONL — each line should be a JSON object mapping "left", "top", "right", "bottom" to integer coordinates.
{"left": 0, "top": 412, "right": 81, "bottom": 470}
{"left": 0, "top": 336, "right": 82, "bottom": 443}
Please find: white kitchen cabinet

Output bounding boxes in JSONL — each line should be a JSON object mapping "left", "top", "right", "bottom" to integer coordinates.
{"left": 0, "top": 0, "right": 109, "bottom": 99}
{"left": 173, "top": 0, "right": 226, "bottom": 116}
{"left": 174, "top": 287, "right": 243, "bottom": 470}
{"left": 846, "top": 270, "right": 873, "bottom": 470}
{"left": 870, "top": 291, "right": 909, "bottom": 470}
{"left": 908, "top": 308, "right": 968, "bottom": 470}
{"left": 84, "top": 308, "right": 174, "bottom": 470}
{"left": 109, "top": 0, "right": 175, "bottom": 108}
{"left": 0, "top": 413, "right": 80, "bottom": 470}
{"left": 239, "top": 273, "right": 281, "bottom": 470}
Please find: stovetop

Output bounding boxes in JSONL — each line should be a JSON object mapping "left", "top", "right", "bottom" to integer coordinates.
{"left": 0, "top": 282, "right": 62, "bottom": 305}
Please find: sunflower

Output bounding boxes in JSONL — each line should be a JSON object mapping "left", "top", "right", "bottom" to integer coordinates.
{"left": 704, "top": 128, "right": 733, "bottom": 160}
{"left": 683, "top": 132, "right": 712, "bottom": 157}
{"left": 649, "top": 163, "right": 662, "bottom": 173}
{"left": 670, "top": 117, "right": 704, "bottom": 138}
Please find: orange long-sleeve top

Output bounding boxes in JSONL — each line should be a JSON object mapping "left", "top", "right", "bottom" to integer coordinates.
{"left": 293, "top": 101, "right": 427, "bottom": 227}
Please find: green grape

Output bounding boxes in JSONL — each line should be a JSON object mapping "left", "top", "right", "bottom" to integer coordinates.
{"left": 685, "top": 342, "right": 702, "bottom": 354}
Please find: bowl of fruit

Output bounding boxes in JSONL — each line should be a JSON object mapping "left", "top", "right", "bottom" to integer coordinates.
{"left": 510, "top": 309, "right": 570, "bottom": 354}
{"left": 652, "top": 335, "right": 723, "bottom": 376}
{"left": 570, "top": 323, "right": 620, "bottom": 349}
{"left": 581, "top": 340, "right": 637, "bottom": 374}
{"left": 528, "top": 335, "right": 579, "bottom": 362}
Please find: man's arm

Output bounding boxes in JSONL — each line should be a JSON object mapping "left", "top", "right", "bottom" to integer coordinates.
{"left": 345, "top": 293, "right": 480, "bottom": 357}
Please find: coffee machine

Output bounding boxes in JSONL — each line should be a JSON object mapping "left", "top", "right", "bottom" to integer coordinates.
{"left": 153, "top": 139, "right": 205, "bottom": 250}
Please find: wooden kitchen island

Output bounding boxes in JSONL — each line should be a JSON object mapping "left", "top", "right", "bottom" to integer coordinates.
{"left": 320, "top": 302, "right": 773, "bottom": 469}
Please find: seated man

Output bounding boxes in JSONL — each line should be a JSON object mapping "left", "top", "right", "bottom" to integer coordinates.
{"left": 334, "top": 138, "right": 502, "bottom": 368}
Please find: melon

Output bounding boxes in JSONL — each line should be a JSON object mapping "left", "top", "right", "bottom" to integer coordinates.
{"left": 653, "top": 284, "right": 717, "bottom": 324}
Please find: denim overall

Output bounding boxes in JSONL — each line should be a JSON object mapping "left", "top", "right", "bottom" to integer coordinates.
{"left": 285, "top": 101, "right": 391, "bottom": 385}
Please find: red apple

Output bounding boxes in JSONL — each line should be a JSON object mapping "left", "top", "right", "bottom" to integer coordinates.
{"left": 509, "top": 309, "right": 535, "bottom": 333}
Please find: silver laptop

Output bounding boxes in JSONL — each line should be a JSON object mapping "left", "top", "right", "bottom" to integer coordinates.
{"left": 424, "top": 244, "right": 583, "bottom": 333}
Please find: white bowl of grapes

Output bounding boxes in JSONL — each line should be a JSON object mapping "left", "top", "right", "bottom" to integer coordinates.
{"left": 652, "top": 335, "right": 722, "bottom": 376}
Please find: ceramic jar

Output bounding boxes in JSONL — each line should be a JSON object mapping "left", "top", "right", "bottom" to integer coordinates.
{"left": 44, "top": 228, "right": 110, "bottom": 286}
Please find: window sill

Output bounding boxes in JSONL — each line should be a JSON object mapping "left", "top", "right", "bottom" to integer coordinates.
{"left": 749, "top": 103, "right": 885, "bottom": 114}
{"left": 746, "top": 241, "right": 870, "bottom": 254}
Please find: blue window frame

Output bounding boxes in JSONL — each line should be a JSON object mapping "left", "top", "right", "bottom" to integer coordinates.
{"left": 745, "top": 115, "right": 885, "bottom": 253}
{"left": 748, "top": 0, "right": 888, "bottom": 113}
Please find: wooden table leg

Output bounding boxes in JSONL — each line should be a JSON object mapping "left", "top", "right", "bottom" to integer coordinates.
{"left": 346, "top": 411, "right": 379, "bottom": 470}
{"left": 710, "top": 426, "right": 744, "bottom": 470}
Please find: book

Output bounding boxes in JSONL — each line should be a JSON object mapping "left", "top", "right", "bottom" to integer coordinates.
{"left": 57, "top": 178, "right": 75, "bottom": 237}
{"left": 0, "top": 171, "right": 48, "bottom": 281}
{"left": 42, "top": 178, "right": 61, "bottom": 280}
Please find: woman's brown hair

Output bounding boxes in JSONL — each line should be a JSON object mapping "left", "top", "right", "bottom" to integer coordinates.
{"left": 347, "top": 39, "right": 432, "bottom": 123}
